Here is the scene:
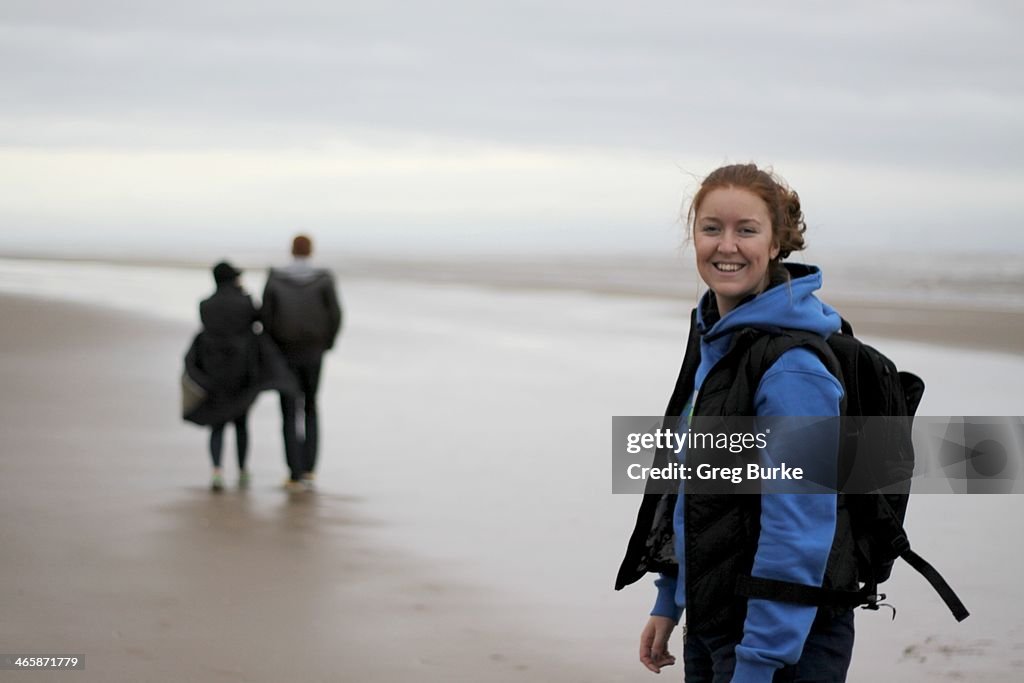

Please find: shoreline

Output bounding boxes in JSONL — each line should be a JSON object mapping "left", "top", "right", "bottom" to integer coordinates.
{"left": 1, "top": 255, "right": 1022, "bottom": 355}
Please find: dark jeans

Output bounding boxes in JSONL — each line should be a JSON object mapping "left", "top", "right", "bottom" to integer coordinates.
{"left": 209, "top": 412, "right": 249, "bottom": 469}
{"left": 280, "top": 352, "right": 323, "bottom": 481}
{"left": 683, "top": 610, "right": 855, "bottom": 682}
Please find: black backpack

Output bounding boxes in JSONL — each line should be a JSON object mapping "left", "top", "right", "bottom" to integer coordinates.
{"left": 734, "top": 320, "right": 969, "bottom": 621}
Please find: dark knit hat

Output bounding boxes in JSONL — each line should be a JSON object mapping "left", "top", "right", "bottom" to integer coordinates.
{"left": 212, "top": 261, "right": 242, "bottom": 285}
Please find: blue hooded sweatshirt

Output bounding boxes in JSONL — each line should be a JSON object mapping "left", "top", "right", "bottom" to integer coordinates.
{"left": 651, "top": 265, "right": 843, "bottom": 683}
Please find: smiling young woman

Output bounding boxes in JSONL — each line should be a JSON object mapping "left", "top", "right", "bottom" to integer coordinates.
{"left": 689, "top": 164, "right": 807, "bottom": 316}
{"left": 620, "top": 164, "right": 857, "bottom": 682}
{"left": 693, "top": 186, "right": 780, "bottom": 316}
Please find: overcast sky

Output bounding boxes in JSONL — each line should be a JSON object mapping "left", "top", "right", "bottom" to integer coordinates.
{"left": 1, "top": 0, "right": 1022, "bottom": 257}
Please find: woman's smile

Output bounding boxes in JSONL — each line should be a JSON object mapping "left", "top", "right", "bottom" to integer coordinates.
{"left": 694, "top": 186, "right": 780, "bottom": 315}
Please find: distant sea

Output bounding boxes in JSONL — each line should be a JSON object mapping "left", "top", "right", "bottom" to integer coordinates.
{"left": 1, "top": 247, "right": 1021, "bottom": 314}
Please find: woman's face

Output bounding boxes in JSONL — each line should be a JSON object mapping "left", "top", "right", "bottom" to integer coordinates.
{"left": 693, "top": 186, "right": 779, "bottom": 316}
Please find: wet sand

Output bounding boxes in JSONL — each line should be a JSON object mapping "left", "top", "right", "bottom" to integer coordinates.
{"left": 0, "top": 294, "right": 599, "bottom": 682}
{"left": 816, "top": 297, "right": 1024, "bottom": 356}
{"left": 1, "top": 282, "right": 1021, "bottom": 683}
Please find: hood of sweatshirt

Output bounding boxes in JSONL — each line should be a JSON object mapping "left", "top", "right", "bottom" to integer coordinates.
{"left": 693, "top": 263, "right": 840, "bottom": 389}
{"left": 270, "top": 259, "right": 332, "bottom": 287}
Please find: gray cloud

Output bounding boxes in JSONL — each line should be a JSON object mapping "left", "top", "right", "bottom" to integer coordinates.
{"left": 2, "top": 0, "right": 1021, "bottom": 169}
{"left": 2, "top": 0, "right": 1023, "bottom": 255}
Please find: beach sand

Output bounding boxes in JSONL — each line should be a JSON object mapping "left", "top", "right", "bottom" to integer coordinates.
{"left": 816, "top": 297, "right": 1024, "bottom": 356}
{"left": 1, "top": 270, "right": 1022, "bottom": 682}
{"left": 0, "top": 294, "right": 604, "bottom": 683}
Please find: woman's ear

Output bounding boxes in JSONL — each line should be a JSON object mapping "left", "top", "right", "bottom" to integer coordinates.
{"left": 771, "top": 240, "right": 781, "bottom": 260}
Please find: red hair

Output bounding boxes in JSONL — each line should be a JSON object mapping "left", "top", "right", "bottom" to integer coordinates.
{"left": 291, "top": 234, "right": 313, "bottom": 257}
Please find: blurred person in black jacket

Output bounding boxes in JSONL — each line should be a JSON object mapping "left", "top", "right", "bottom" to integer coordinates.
{"left": 261, "top": 234, "right": 343, "bottom": 492}
{"left": 186, "top": 261, "right": 259, "bottom": 492}
{"left": 183, "top": 261, "right": 298, "bottom": 491}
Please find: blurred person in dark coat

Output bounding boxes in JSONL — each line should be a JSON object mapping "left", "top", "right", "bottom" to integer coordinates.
{"left": 183, "top": 261, "right": 296, "bottom": 491}
{"left": 261, "top": 234, "right": 342, "bottom": 492}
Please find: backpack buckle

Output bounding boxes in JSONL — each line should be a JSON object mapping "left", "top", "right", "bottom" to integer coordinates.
{"left": 862, "top": 593, "right": 897, "bottom": 620}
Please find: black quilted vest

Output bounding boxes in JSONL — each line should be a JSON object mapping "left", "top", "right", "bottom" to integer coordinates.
{"left": 615, "top": 308, "right": 858, "bottom": 634}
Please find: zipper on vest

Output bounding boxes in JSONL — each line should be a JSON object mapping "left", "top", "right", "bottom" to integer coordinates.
{"left": 681, "top": 387, "right": 699, "bottom": 624}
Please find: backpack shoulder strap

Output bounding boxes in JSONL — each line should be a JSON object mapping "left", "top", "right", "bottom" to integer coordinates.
{"left": 741, "top": 328, "right": 846, "bottom": 412}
